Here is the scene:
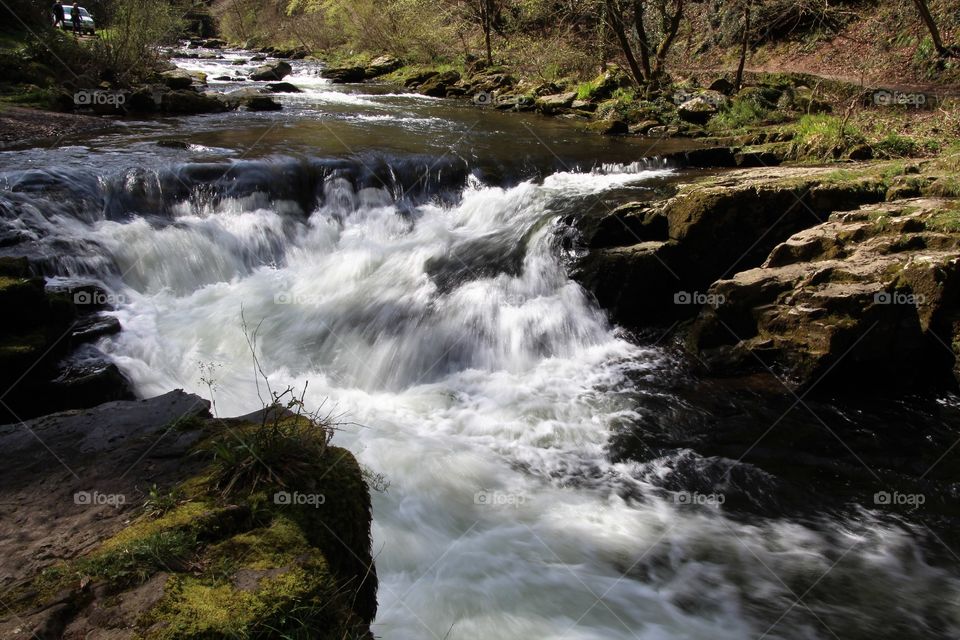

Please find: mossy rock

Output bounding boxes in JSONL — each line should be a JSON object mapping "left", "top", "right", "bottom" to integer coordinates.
{"left": 7, "top": 439, "right": 377, "bottom": 639}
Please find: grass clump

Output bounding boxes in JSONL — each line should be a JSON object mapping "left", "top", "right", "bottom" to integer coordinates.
{"left": 789, "top": 114, "right": 866, "bottom": 160}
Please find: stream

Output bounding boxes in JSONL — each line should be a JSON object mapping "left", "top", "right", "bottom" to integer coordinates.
{"left": 1, "top": 48, "right": 959, "bottom": 639}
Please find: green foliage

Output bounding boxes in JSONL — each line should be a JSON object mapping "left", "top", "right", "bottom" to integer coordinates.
{"left": 790, "top": 114, "right": 865, "bottom": 160}
{"left": 874, "top": 133, "right": 920, "bottom": 158}
{"left": 89, "top": 0, "right": 183, "bottom": 83}
{"left": 144, "top": 484, "right": 186, "bottom": 518}
{"left": 709, "top": 98, "right": 771, "bottom": 132}
{"left": 204, "top": 398, "right": 334, "bottom": 497}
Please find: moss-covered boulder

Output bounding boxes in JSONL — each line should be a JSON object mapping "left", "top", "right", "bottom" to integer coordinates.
{"left": 0, "top": 398, "right": 378, "bottom": 640}
{"left": 574, "top": 166, "right": 892, "bottom": 327}
{"left": 686, "top": 197, "right": 960, "bottom": 390}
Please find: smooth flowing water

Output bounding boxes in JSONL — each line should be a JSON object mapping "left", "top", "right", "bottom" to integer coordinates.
{"left": 2, "top": 50, "right": 959, "bottom": 639}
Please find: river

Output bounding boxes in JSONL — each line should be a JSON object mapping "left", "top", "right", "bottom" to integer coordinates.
{"left": 1, "top": 49, "right": 959, "bottom": 639}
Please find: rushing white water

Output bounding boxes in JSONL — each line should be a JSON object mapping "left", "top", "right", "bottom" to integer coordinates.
{"left": 21, "top": 159, "right": 941, "bottom": 640}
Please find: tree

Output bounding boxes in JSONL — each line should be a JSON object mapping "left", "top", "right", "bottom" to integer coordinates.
{"left": 604, "top": 0, "right": 687, "bottom": 89}
{"left": 734, "top": 0, "right": 752, "bottom": 90}
{"left": 912, "top": 0, "right": 958, "bottom": 59}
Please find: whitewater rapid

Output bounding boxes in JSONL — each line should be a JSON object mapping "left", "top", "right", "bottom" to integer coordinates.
{"left": 25, "top": 161, "right": 942, "bottom": 639}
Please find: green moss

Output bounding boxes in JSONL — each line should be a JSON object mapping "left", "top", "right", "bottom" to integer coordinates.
{"left": 100, "top": 501, "right": 213, "bottom": 552}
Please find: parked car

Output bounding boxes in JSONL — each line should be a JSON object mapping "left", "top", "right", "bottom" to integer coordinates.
{"left": 61, "top": 6, "right": 96, "bottom": 35}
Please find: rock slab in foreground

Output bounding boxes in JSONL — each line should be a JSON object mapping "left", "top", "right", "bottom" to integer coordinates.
{"left": 0, "top": 392, "right": 378, "bottom": 639}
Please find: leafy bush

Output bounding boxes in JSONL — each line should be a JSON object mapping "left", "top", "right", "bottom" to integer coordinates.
{"left": 89, "top": 0, "right": 183, "bottom": 83}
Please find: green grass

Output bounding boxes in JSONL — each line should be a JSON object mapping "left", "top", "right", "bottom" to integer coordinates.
{"left": 709, "top": 98, "right": 771, "bottom": 132}
{"left": 873, "top": 133, "right": 919, "bottom": 158}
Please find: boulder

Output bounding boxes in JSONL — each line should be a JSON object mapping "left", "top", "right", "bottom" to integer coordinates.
{"left": 709, "top": 77, "right": 736, "bottom": 95}
{"left": 686, "top": 198, "right": 960, "bottom": 390}
{"left": 678, "top": 91, "right": 727, "bottom": 124}
{"left": 403, "top": 70, "right": 439, "bottom": 87}
{"left": 320, "top": 66, "right": 366, "bottom": 83}
{"left": 629, "top": 120, "right": 661, "bottom": 135}
{"left": 265, "top": 81, "right": 302, "bottom": 93}
{"left": 249, "top": 60, "right": 292, "bottom": 81}
{"left": 418, "top": 70, "right": 461, "bottom": 97}
{"left": 245, "top": 95, "right": 283, "bottom": 111}
{"left": 573, "top": 166, "right": 891, "bottom": 328}
{"left": 586, "top": 118, "right": 628, "bottom": 135}
{"left": 535, "top": 91, "right": 577, "bottom": 114}
{"left": 364, "top": 55, "right": 402, "bottom": 78}
{"left": 161, "top": 90, "right": 232, "bottom": 114}
{"left": 159, "top": 69, "right": 205, "bottom": 90}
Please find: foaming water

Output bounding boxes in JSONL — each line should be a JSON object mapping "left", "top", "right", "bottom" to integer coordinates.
{"left": 4, "top": 154, "right": 959, "bottom": 638}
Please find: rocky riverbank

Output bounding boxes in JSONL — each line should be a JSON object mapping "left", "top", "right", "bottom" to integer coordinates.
{"left": 0, "top": 391, "right": 378, "bottom": 639}
{"left": 571, "top": 157, "right": 960, "bottom": 392}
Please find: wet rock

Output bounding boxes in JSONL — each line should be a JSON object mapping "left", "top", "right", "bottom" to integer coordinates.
{"left": 403, "top": 70, "right": 439, "bottom": 87}
{"left": 364, "top": 55, "right": 402, "bottom": 78}
{"left": 629, "top": 120, "right": 661, "bottom": 135}
{"left": 50, "top": 345, "right": 135, "bottom": 409}
{"left": 159, "top": 69, "right": 206, "bottom": 91}
{"left": 156, "top": 139, "right": 190, "bottom": 149}
{"left": 249, "top": 60, "right": 292, "bottom": 81}
{"left": 574, "top": 167, "right": 891, "bottom": 328}
{"left": 686, "top": 198, "right": 960, "bottom": 390}
{"left": 535, "top": 91, "right": 577, "bottom": 114}
{"left": 647, "top": 125, "right": 680, "bottom": 137}
{"left": 161, "top": 90, "right": 231, "bottom": 114}
{"left": 265, "top": 81, "right": 301, "bottom": 93}
{"left": 71, "top": 314, "right": 121, "bottom": 343}
{"left": 585, "top": 118, "right": 628, "bottom": 136}
{"left": 418, "top": 70, "right": 461, "bottom": 97}
{"left": 320, "top": 66, "right": 366, "bottom": 83}
{"left": 709, "top": 77, "right": 735, "bottom": 95}
{"left": 126, "top": 85, "right": 166, "bottom": 112}
{"left": 678, "top": 91, "right": 726, "bottom": 124}
{"left": 245, "top": 95, "right": 283, "bottom": 111}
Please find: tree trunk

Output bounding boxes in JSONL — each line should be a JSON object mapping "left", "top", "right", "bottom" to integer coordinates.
{"left": 632, "top": 0, "right": 652, "bottom": 81}
{"left": 735, "top": 0, "right": 752, "bottom": 90}
{"left": 606, "top": 0, "right": 646, "bottom": 86}
{"left": 651, "top": 0, "right": 684, "bottom": 83}
{"left": 483, "top": 0, "right": 493, "bottom": 65}
{"left": 912, "top": 0, "right": 954, "bottom": 58}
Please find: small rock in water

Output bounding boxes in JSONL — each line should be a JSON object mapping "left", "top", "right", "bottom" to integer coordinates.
{"left": 265, "top": 82, "right": 302, "bottom": 93}
{"left": 245, "top": 96, "right": 283, "bottom": 111}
